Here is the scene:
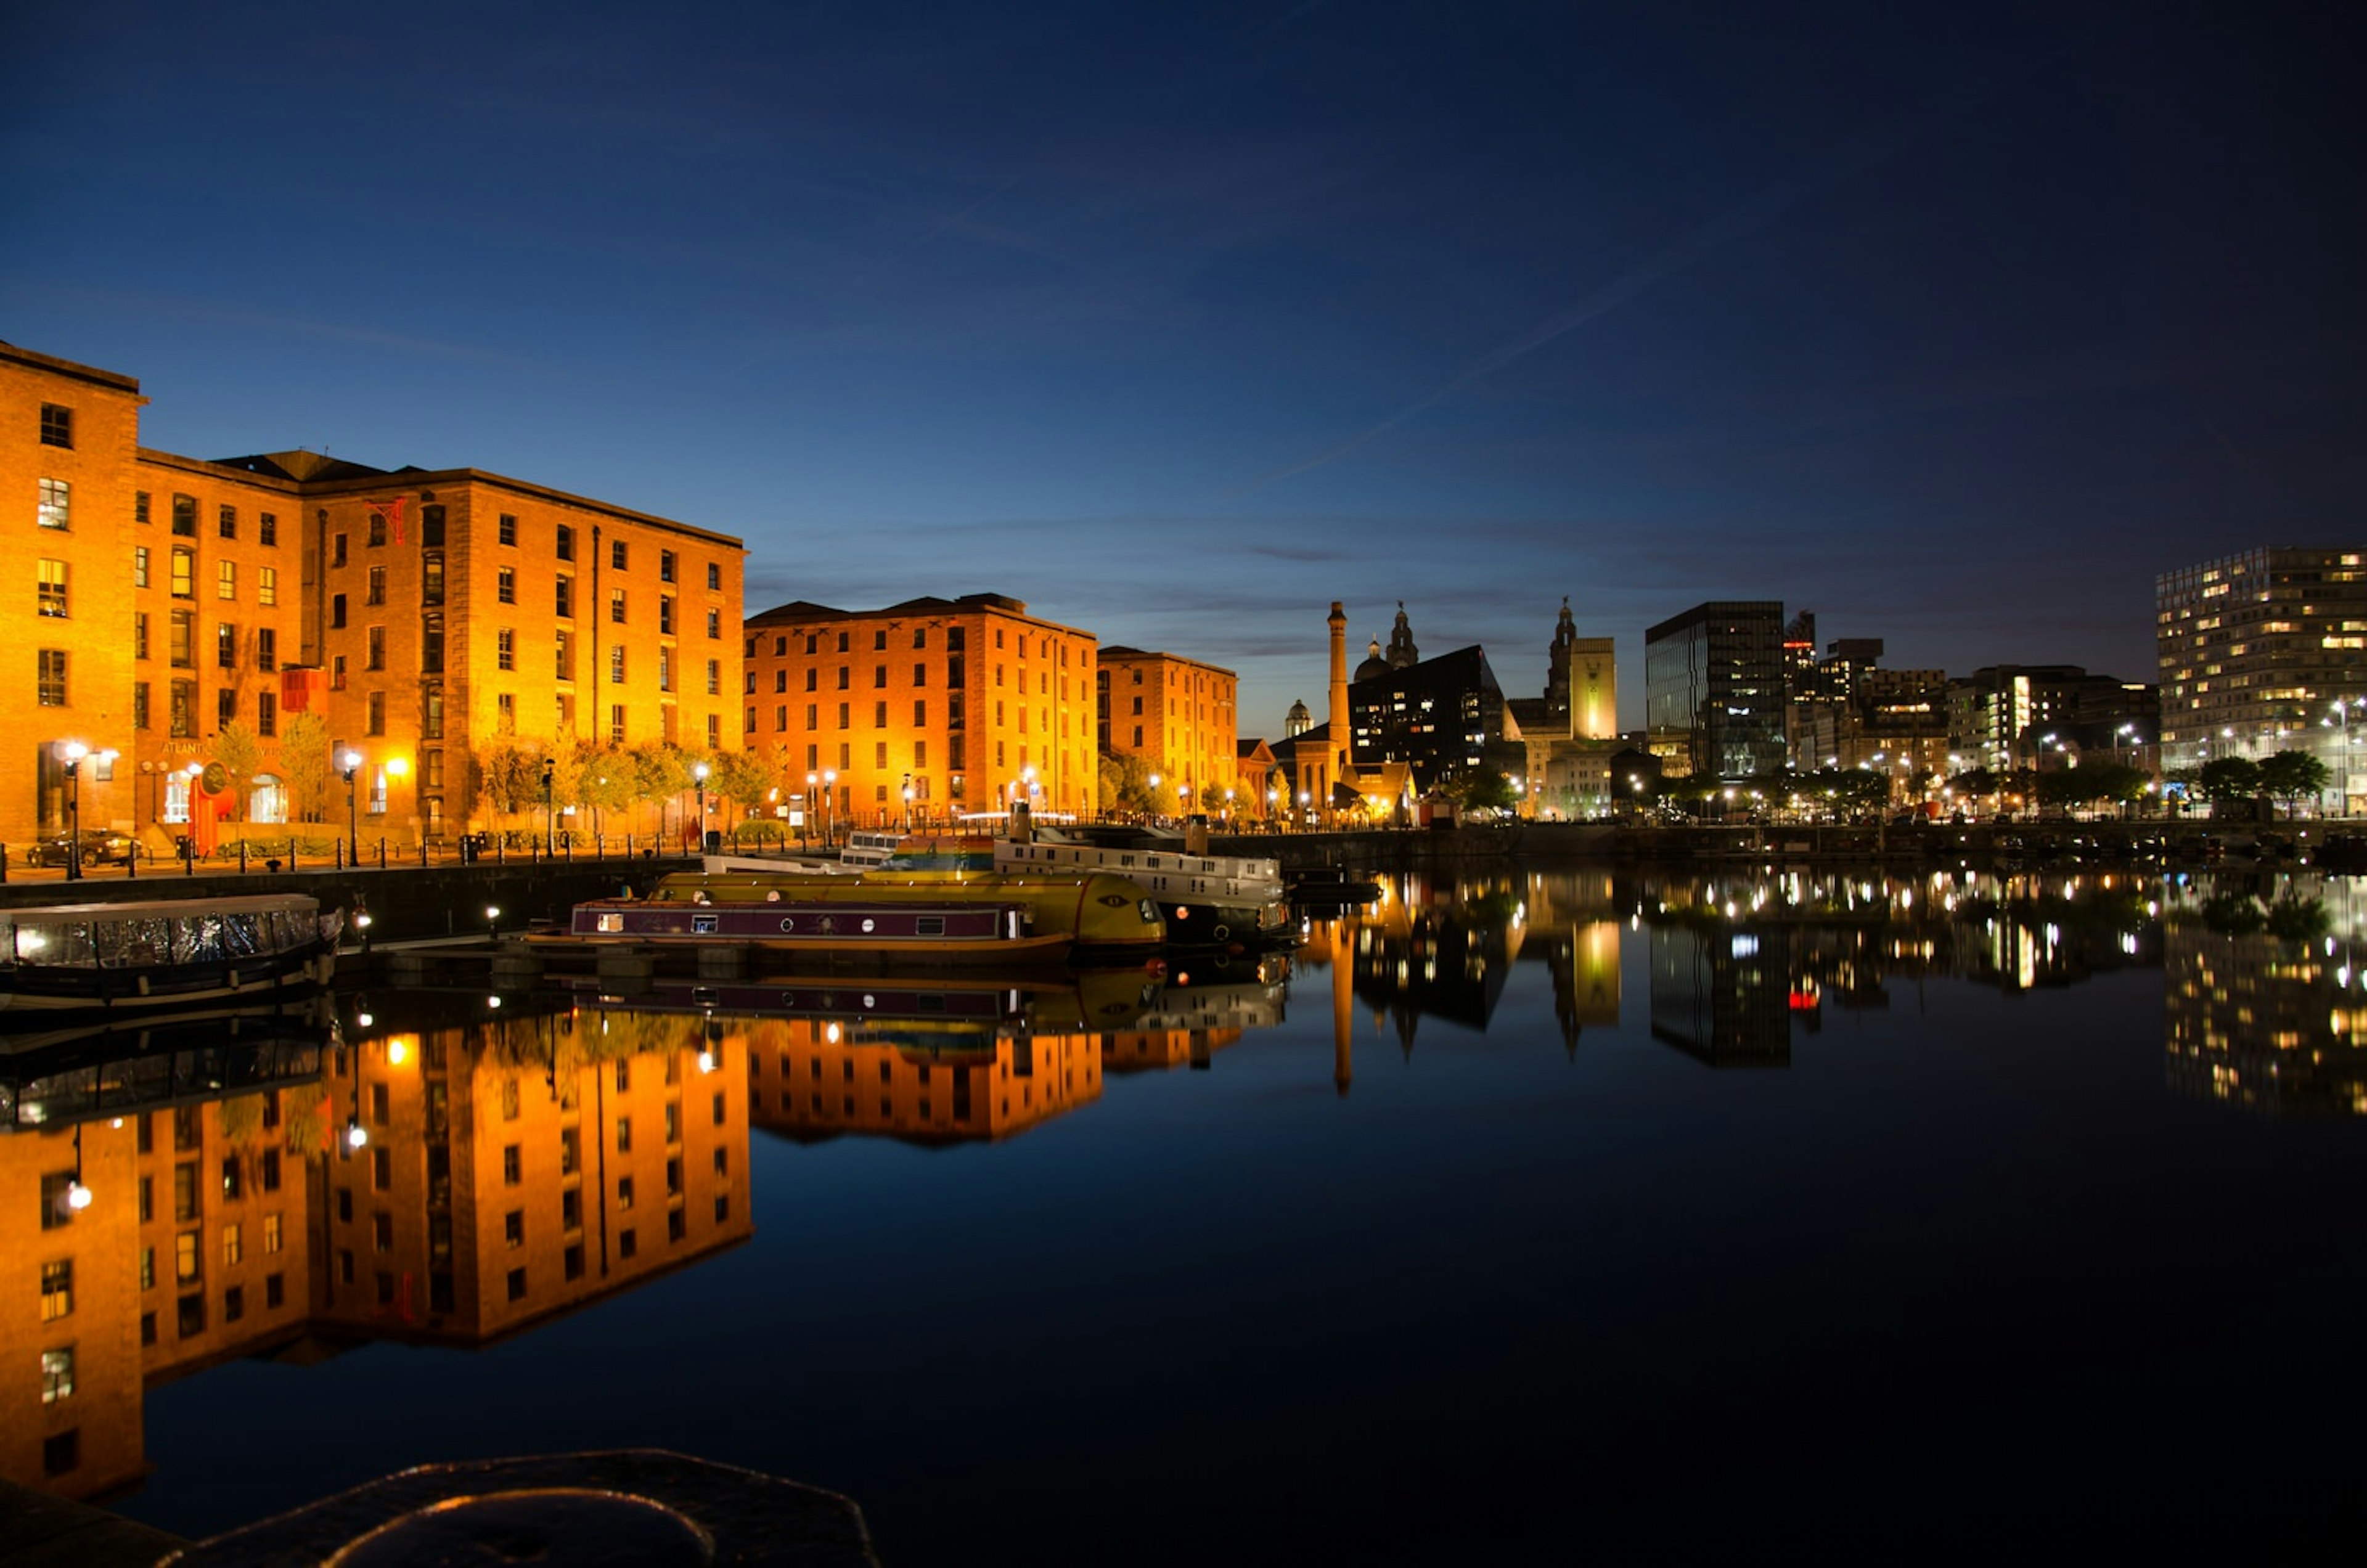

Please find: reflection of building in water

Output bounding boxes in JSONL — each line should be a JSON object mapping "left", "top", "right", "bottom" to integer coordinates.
{"left": 1519, "top": 920, "right": 1621, "bottom": 1059}
{"left": 742, "top": 1018, "right": 1101, "bottom": 1145}
{"left": 1348, "top": 900, "right": 1516, "bottom": 1055}
{"left": 318, "top": 1010, "right": 750, "bottom": 1342}
{"left": 0, "top": 1005, "right": 749, "bottom": 1505}
{"left": 4, "top": 1113, "right": 149, "bottom": 1500}
{"left": 1649, "top": 923, "right": 1794, "bottom": 1068}
{"left": 1101, "top": 961, "right": 1286, "bottom": 1075}
{"left": 2166, "top": 916, "right": 2367, "bottom": 1119}
{"left": 2, "top": 1024, "right": 330, "bottom": 1501}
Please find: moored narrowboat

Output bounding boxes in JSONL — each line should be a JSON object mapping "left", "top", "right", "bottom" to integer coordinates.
{"left": 566, "top": 867, "right": 1166, "bottom": 963}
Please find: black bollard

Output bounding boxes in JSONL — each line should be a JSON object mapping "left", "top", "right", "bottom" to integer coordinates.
{"left": 126, "top": 843, "right": 136, "bottom": 881}
{"left": 378, "top": 839, "right": 387, "bottom": 870}
{"left": 240, "top": 841, "right": 250, "bottom": 874}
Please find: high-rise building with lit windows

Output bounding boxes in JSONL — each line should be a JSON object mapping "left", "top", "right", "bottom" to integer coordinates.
{"left": 2156, "top": 547, "right": 2367, "bottom": 782}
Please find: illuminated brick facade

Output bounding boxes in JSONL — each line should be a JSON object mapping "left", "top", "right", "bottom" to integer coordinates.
{"left": 742, "top": 594, "right": 1100, "bottom": 827}
{"left": 2, "top": 341, "right": 745, "bottom": 846}
{"left": 3, "top": 343, "right": 146, "bottom": 844}
{"left": 1096, "top": 647, "right": 1241, "bottom": 816}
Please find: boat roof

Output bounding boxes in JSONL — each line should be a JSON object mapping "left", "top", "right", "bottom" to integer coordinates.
{"left": 1, "top": 894, "right": 321, "bottom": 921}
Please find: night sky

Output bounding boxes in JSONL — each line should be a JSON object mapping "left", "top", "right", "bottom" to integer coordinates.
{"left": 6, "top": 1, "right": 2360, "bottom": 731}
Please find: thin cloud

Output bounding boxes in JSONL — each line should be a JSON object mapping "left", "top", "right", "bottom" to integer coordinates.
{"left": 1227, "top": 35, "right": 2080, "bottom": 500}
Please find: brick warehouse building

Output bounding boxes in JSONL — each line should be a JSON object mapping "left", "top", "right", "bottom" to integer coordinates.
{"left": 742, "top": 594, "right": 1100, "bottom": 828}
{"left": 1095, "top": 647, "right": 1241, "bottom": 818}
{"left": 3, "top": 340, "right": 744, "bottom": 847}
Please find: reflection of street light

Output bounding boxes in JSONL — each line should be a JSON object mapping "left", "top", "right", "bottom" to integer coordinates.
{"left": 340, "top": 749, "right": 362, "bottom": 865}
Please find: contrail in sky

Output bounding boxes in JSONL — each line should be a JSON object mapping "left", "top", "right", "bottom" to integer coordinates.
{"left": 1227, "top": 34, "right": 2083, "bottom": 500}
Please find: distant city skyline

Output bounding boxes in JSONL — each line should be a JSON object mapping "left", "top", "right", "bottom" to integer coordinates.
{"left": 8, "top": 1, "right": 2358, "bottom": 733}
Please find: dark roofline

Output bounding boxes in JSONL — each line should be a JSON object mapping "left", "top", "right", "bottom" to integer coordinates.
{"left": 1645, "top": 601, "right": 1784, "bottom": 643}
{"left": 132, "top": 454, "right": 745, "bottom": 549}
{"left": 1, "top": 340, "right": 142, "bottom": 395}
{"left": 746, "top": 594, "right": 1104, "bottom": 639}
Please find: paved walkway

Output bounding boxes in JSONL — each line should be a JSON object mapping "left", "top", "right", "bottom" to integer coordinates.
{"left": 0, "top": 1479, "right": 181, "bottom": 1568}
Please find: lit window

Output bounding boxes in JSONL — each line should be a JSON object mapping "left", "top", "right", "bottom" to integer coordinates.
{"left": 37, "top": 478, "right": 69, "bottom": 529}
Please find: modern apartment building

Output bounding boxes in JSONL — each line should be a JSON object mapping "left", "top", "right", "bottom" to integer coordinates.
{"left": 2156, "top": 547, "right": 2367, "bottom": 777}
{"left": 1643, "top": 601, "right": 1787, "bottom": 779}
{"left": 1096, "top": 647, "right": 1240, "bottom": 815}
{"left": 4, "top": 340, "right": 745, "bottom": 846}
{"left": 741, "top": 594, "right": 1100, "bottom": 827}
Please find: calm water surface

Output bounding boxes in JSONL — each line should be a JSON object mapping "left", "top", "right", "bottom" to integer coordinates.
{"left": 33, "top": 866, "right": 2367, "bottom": 1559}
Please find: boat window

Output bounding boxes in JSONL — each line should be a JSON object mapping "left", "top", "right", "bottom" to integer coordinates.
{"left": 223, "top": 914, "right": 262, "bottom": 957}
{"left": 18, "top": 921, "right": 96, "bottom": 966}
{"left": 98, "top": 919, "right": 173, "bottom": 968}
{"left": 176, "top": 916, "right": 227, "bottom": 964}
{"left": 917, "top": 916, "right": 946, "bottom": 936}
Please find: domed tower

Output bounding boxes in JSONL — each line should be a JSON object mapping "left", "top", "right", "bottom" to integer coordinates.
{"left": 1285, "top": 698, "right": 1312, "bottom": 737}
{"left": 1354, "top": 637, "right": 1389, "bottom": 684}
{"left": 1384, "top": 602, "right": 1420, "bottom": 669}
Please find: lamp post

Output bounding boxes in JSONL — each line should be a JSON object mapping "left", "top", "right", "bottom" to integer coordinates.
{"left": 1148, "top": 773, "right": 1161, "bottom": 823}
{"left": 901, "top": 772, "right": 914, "bottom": 829}
{"left": 340, "top": 750, "right": 362, "bottom": 866}
{"left": 67, "top": 1125, "right": 93, "bottom": 1214}
{"left": 61, "top": 741, "right": 89, "bottom": 881}
{"left": 692, "top": 761, "right": 709, "bottom": 852}
{"left": 542, "top": 756, "right": 556, "bottom": 854}
{"left": 805, "top": 771, "right": 817, "bottom": 849}
{"left": 2322, "top": 701, "right": 2367, "bottom": 817}
{"left": 824, "top": 768, "right": 837, "bottom": 846}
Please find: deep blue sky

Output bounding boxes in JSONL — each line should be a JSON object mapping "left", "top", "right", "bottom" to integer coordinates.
{"left": 6, "top": 1, "right": 2360, "bottom": 730}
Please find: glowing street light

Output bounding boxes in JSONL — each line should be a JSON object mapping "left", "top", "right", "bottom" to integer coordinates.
{"left": 340, "top": 749, "right": 364, "bottom": 865}
{"left": 57, "top": 741, "right": 116, "bottom": 881}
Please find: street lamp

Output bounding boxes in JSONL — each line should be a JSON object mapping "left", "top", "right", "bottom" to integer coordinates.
{"left": 805, "top": 771, "right": 817, "bottom": 849}
{"left": 901, "top": 772, "right": 914, "bottom": 829}
{"left": 59, "top": 741, "right": 114, "bottom": 882}
{"left": 340, "top": 749, "right": 363, "bottom": 865}
{"left": 66, "top": 1125, "right": 93, "bottom": 1211}
{"left": 822, "top": 769, "right": 837, "bottom": 846}
{"left": 692, "top": 761, "right": 709, "bottom": 852}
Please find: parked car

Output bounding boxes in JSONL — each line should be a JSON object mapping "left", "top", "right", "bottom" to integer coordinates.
{"left": 24, "top": 828, "right": 137, "bottom": 867}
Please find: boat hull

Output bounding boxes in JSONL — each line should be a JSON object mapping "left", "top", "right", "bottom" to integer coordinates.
{"left": 1, "top": 897, "right": 340, "bottom": 1035}
{"left": 566, "top": 869, "right": 1166, "bottom": 963}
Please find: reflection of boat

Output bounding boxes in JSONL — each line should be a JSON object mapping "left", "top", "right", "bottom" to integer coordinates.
{"left": 567, "top": 867, "right": 1164, "bottom": 962}
{"left": 0, "top": 894, "right": 341, "bottom": 1031}
{"left": 550, "top": 966, "right": 1164, "bottom": 1034}
{"left": 0, "top": 995, "right": 334, "bottom": 1130}
{"left": 1133, "top": 952, "right": 1291, "bottom": 1031}
{"left": 1287, "top": 867, "right": 1383, "bottom": 907}
{"left": 997, "top": 823, "right": 1292, "bottom": 947}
